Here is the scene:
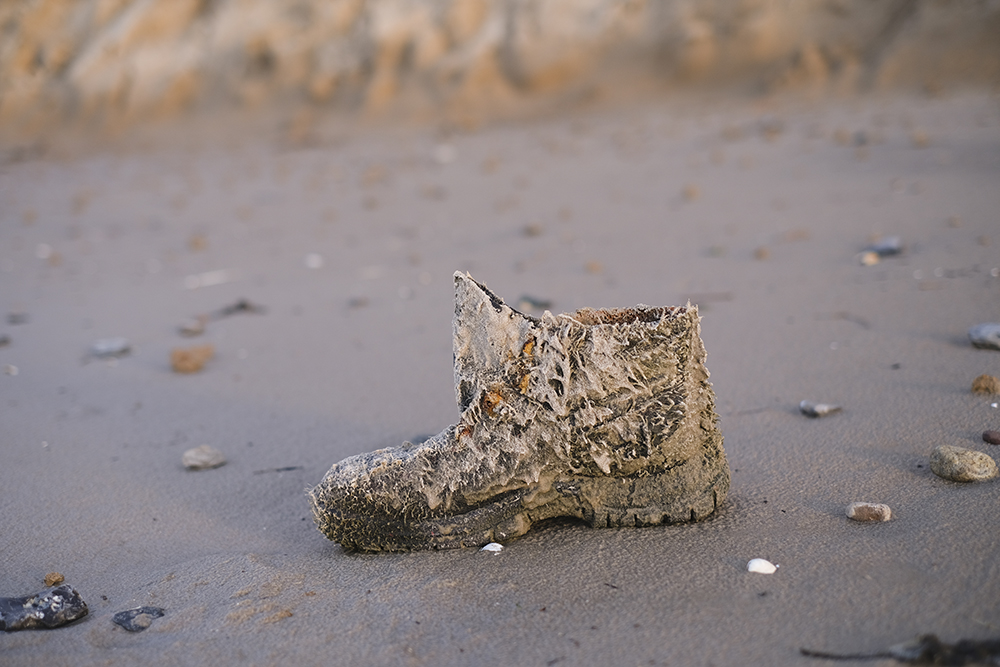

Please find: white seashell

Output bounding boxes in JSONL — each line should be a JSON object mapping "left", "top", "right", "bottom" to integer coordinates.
{"left": 747, "top": 558, "right": 777, "bottom": 574}
{"left": 480, "top": 542, "right": 503, "bottom": 553}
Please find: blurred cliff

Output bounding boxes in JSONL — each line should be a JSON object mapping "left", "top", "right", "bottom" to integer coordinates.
{"left": 2, "top": 0, "right": 999, "bottom": 136}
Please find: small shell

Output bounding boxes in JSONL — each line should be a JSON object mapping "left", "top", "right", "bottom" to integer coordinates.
{"left": 968, "top": 323, "right": 1000, "bottom": 350}
{"left": 480, "top": 542, "right": 504, "bottom": 553}
{"left": 747, "top": 558, "right": 777, "bottom": 574}
{"left": 799, "top": 400, "right": 842, "bottom": 418}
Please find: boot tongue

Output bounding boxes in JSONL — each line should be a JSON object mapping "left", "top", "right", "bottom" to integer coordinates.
{"left": 453, "top": 272, "right": 537, "bottom": 411}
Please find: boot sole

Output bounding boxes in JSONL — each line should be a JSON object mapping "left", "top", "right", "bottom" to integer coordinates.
{"left": 320, "top": 449, "right": 730, "bottom": 552}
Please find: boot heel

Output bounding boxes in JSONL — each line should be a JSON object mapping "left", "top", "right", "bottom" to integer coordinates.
{"left": 565, "top": 447, "right": 730, "bottom": 529}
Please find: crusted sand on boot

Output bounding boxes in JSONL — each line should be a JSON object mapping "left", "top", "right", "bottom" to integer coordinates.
{"left": 309, "top": 272, "right": 729, "bottom": 551}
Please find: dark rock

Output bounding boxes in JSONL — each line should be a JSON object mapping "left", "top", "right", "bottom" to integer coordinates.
{"left": 799, "top": 400, "right": 841, "bottom": 418}
{"left": 112, "top": 606, "right": 164, "bottom": 632}
{"left": 983, "top": 431, "right": 1000, "bottom": 445}
{"left": 0, "top": 584, "right": 88, "bottom": 631}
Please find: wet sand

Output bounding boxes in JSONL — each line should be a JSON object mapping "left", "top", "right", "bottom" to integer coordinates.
{"left": 1, "top": 91, "right": 999, "bottom": 665}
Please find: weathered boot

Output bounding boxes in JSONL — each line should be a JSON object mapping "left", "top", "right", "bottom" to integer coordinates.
{"left": 309, "top": 272, "right": 729, "bottom": 551}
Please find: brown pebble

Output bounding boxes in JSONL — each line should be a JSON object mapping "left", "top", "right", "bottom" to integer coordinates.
{"left": 858, "top": 251, "right": 879, "bottom": 266}
{"left": 171, "top": 344, "right": 214, "bottom": 373}
{"left": 753, "top": 246, "right": 770, "bottom": 261}
{"left": 984, "top": 431, "right": 1000, "bottom": 445}
{"left": 846, "top": 502, "right": 891, "bottom": 522}
{"left": 972, "top": 374, "right": 1000, "bottom": 394}
{"left": 682, "top": 184, "right": 700, "bottom": 202}
{"left": 44, "top": 572, "right": 65, "bottom": 586}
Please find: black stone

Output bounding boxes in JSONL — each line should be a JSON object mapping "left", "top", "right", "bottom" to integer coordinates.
{"left": 112, "top": 606, "right": 165, "bottom": 632}
{"left": 0, "top": 584, "right": 88, "bottom": 631}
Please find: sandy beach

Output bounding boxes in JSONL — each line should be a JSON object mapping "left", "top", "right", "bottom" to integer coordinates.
{"left": 2, "top": 88, "right": 999, "bottom": 664}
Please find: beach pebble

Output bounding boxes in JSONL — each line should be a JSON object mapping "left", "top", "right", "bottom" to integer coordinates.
{"left": 91, "top": 337, "right": 131, "bottom": 359}
{"left": 858, "top": 251, "right": 879, "bottom": 266}
{"left": 971, "top": 374, "right": 1000, "bottom": 394}
{"left": 182, "top": 445, "right": 226, "bottom": 470}
{"left": 170, "top": 344, "right": 214, "bottom": 373}
{"left": 178, "top": 317, "right": 206, "bottom": 337}
{"left": 968, "top": 323, "right": 1000, "bottom": 350}
{"left": 112, "top": 606, "right": 164, "bottom": 632}
{"left": 984, "top": 431, "right": 1000, "bottom": 445}
{"left": 480, "top": 542, "right": 504, "bottom": 553}
{"left": 43, "top": 572, "right": 64, "bottom": 587}
{"left": 799, "top": 400, "right": 842, "bottom": 418}
{"left": 929, "top": 445, "right": 998, "bottom": 482}
{"left": 846, "top": 502, "right": 891, "bottom": 522}
{"left": 747, "top": 558, "right": 777, "bottom": 574}
{"left": 866, "top": 236, "right": 903, "bottom": 257}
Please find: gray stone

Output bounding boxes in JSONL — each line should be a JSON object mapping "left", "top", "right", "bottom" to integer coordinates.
{"left": 930, "top": 445, "right": 998, "bottom": 482}
{"left": 310, "top": 272, "right": 730, "bottom": 551}
{"left": 968, "top": 323, "right": 1000, "bottom": 350}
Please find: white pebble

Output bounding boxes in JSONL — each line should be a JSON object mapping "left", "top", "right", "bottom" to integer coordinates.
{"left": 91, "top": 337, "right": 131, "bottom": 359}
{"left": 480, "top": 542, "right": 503, "bottom": 553}
{"left": 747, "top": 558, "right": 777, "bottom": 574}
{"left": 182, "top": 445, "right": 227, "bottom": 470}
{"left": 305, "top": 253, "right": 324, "bottom": 269}
{"left": 4, "top": 364, "right": 18, "bottom": 376}
{"left": 846, "top": 502, "right": 892, "bottom": 522}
